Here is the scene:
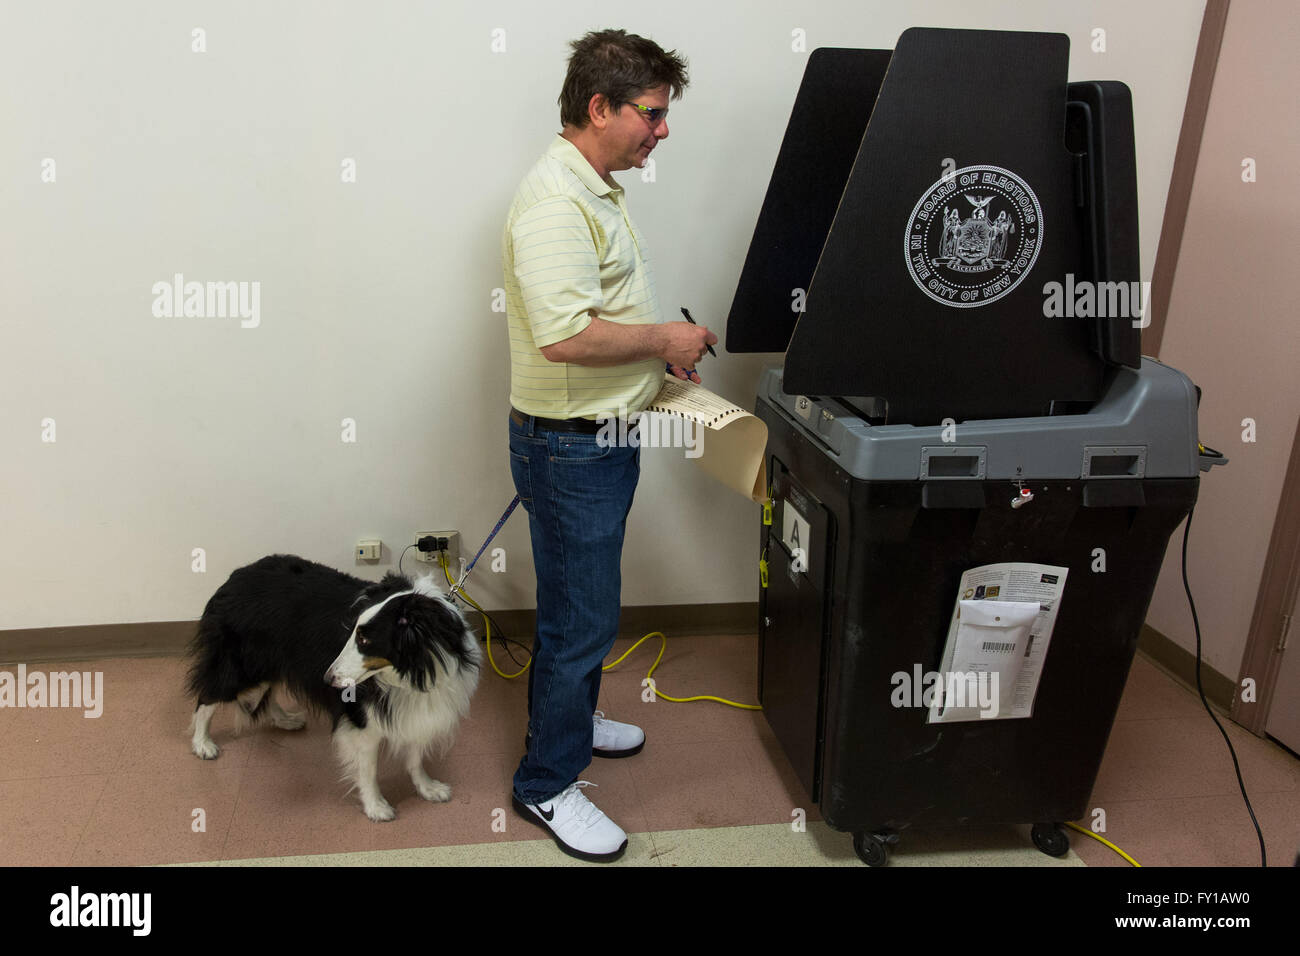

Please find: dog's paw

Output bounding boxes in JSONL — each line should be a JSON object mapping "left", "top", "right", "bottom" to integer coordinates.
{"left": 193, "top": 739, "right": 220, "bottom": 760}
{"left": 416, "top": 779, "right": 452, "bottom": 803}
{"left": 363, "top": 798, "right": 396, "bottom": 822}
{"left": 272, "top": 711, "right": 306, "bottom": 730}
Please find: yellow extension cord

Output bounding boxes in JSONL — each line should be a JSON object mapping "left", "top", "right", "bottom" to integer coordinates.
{"left": 437, "top": 555, "right": 1138, "bottom": 863}
{"left": 1063, "top": 821, "right": 1142, "bottom": 866}
{"left": 438, "top": 554, "right": 760, "bottom": 709}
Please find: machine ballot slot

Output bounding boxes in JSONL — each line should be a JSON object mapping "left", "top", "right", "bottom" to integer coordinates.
{"left": 1082, "top": 445, "right": 1146, "bottom": 478}
{"left": 920, "top": 446, "right": 987, "bottom": 479}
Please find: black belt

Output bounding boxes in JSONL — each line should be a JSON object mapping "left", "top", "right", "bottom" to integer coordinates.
{"left": 510, "top": 407, "right": 605, "bottom": 435}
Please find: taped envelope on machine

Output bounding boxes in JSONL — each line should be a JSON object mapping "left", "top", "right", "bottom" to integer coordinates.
{"left": 928, "top": 563, "right": 1070, "bottom": 723}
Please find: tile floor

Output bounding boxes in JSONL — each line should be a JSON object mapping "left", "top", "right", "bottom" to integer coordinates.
{"left": 1, "top": 634, "right": 1295, "bottom": 867}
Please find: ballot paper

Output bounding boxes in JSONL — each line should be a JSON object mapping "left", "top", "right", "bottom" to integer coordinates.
{"left": 927, "top": 562, "right": 1069, "bottom": 723}
{"left": 642, "top": 374, "right": 769, "bottom": 503}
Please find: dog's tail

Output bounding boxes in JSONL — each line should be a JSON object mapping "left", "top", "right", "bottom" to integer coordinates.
{"left": 185, "top": 608, "right": 276, "bottom": 737}
{"left": 183, "top": 609, "right": 228, "bottom": 701}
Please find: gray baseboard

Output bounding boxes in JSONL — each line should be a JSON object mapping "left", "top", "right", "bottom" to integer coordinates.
{"left": 0, "top": 621, "right": 199, "bottom": 665}
{"left": 1137, "top": 622, "right": 1235, "bottom": 712}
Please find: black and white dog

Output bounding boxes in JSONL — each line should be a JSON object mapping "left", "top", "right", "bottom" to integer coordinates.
{"left": 185, "top": 554, "right": 481, "bottom": 821}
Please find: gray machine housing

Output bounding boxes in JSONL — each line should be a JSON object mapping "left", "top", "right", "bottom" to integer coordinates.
{"left": 761, "top": 357, "right": 1201, "bottom": 482}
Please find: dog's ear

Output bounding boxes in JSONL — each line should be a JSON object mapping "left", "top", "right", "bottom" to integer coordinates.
{"left": 393, "top": 599, "right": 420, "bottom": 640}
{"left": 401, "top": 597, "right": 478, "bottom": 671}
{"left": 378, "top": 571, "right": 413, "bottom": 591}
{"left": 363, "top": 572, "right": 411, "bottom": 602}
{"left": 397, "top": 598, "right": 447, "bottom": 644}
{"left": 390, "top": 598, "right": 440, "bottom": 691}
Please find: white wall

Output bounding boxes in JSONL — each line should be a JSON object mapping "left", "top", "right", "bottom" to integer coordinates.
{"left": 0, "top": 0, "right": 1205, "bottom": 629}
{"left": 1144, "top": 0, "right": 1300, "bottom": 678}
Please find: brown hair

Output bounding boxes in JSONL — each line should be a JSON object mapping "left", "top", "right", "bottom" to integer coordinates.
{"left": 558, "top": 29, "right": 689, "bottom": 129}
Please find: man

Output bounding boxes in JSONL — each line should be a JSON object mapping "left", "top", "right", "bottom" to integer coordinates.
{"left": 501, "top": 28, "right": 714, "bottom": 862}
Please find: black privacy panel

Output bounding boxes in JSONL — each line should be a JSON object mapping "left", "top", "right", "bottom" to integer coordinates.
{"left": 1068, "top": 80, "right": 1142, "bottom": 370}
{"left": 781, "top": 28, "right": 1116, "bottom": 424}
{"left": 725, "top": 48, "right": 891, "bottom": 354}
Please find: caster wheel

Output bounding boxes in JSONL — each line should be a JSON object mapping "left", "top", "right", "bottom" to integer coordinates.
{"left": 852, "top": 830, "right": 897, "bottom": 867}
{"left": 1031, "top": 822, "right": 1070, "bottom": 857}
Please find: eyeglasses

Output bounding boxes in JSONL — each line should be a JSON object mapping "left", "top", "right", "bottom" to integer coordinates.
{"left": 628, "top": 103, "right": 669, "bottom": 126}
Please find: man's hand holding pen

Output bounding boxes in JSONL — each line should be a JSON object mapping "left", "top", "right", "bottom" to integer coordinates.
{"left": 664, "top": 306, "right": 718, "bottom": 384}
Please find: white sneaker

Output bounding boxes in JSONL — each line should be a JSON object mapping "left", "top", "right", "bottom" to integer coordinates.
{"left": 512, "top": 781, "right": 628, "bottom": 862}
{"left": 592, "top": 710, "right": 645, "bottom": 758}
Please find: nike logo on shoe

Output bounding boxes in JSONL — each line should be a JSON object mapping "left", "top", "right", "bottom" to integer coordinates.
{"left": 510, "top": 784, "right": 627, "bottom": 862}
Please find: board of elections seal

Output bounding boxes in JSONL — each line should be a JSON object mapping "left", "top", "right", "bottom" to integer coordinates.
{"left": 904, "top": 165, "right": 1043, "bottom": 309}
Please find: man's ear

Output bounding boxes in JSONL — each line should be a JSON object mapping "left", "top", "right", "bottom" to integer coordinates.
{"left": 588, "top": 92, "right": 612, "bottom": 129}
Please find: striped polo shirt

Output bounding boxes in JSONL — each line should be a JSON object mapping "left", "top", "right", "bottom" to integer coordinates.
{"left": 503, "top": 134, "right": 664, "bottom": 419}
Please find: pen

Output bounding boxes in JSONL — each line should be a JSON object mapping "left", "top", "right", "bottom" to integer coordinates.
{"left": 680, "top": 307, "right": 717, "bottom": 357}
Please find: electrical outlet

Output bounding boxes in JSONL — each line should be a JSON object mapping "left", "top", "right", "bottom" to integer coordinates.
{"left": 414, "top": 530, "right": 460, "bottom": 576}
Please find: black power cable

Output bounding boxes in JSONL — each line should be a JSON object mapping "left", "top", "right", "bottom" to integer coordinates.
{"left": 473, "top": 606, "right": 533, "bottom": 668}
{"left": 1182, "top": 506, "right": 1267, "bottom": 867}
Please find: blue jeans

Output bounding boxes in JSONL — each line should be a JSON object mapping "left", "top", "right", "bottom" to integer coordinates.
{"left": 508, "top": 412, "right": 640, "bottom": 804}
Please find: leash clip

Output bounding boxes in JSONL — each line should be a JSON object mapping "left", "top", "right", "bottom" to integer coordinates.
{"left": 449, "top": 496, "right": 521, "bottom": 598}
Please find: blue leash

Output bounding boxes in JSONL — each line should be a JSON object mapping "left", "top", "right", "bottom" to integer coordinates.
{"left": 450, "top": 496, "right": 520, "bottom": 598}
